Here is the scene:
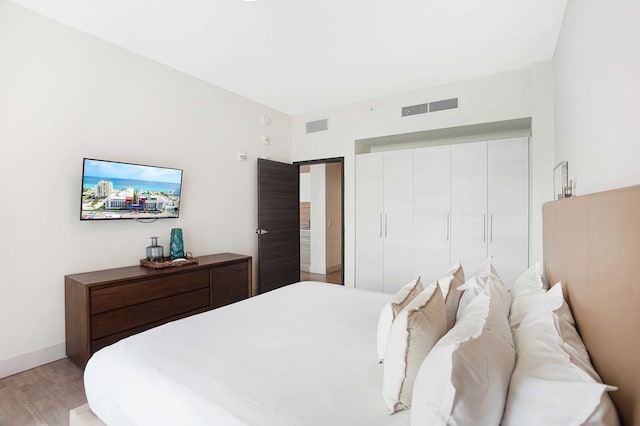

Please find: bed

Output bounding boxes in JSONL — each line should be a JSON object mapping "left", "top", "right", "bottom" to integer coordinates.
{"left": 74, "top": 184, "right": 640, "bottom": 425}
{"left": 82, "top": 281, "right": 410, "bottom": 426}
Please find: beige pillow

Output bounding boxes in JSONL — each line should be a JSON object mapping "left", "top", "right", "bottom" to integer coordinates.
{"left": 376, "top": 277, "right": 423, "bottom": 362}
{"left": 435, "top": 262, "right": 465, "bottom": 331}
{"left": 410, "top": 285, "right": 515, "bottom": 425}
{"left": 382, "top": 283, "right": 446, "bottom": 413}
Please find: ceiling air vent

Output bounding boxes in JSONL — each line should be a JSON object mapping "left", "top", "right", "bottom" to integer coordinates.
{"left": 306, "top": 118, "right": 329, "bottom": 133}
{"left": 401, "top": 97, "right": 459, "bottom": 117}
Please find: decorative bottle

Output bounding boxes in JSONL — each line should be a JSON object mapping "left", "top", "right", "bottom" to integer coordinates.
{"left": 146, "top": 237, "right": 164, "bottom": 262}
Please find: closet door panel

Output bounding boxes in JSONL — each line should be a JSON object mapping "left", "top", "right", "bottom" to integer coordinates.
{"left": 488, "top": 137, "right": 529, "bottom": 287}
{"left": 382, "top": 150, "right": 414, "bottom": 293}
{"left": 412, "top": 145, "right": 451, "bottom": 284}
{"left": 451, "top": 141, "right": 488, "bottom": 276}
{"left": 355, "top": 153, "right": 384, "bottom": 292}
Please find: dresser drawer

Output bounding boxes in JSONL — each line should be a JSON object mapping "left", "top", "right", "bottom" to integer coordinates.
{"left": 91, "top": 287, "right": 210, "bottom": 340}
{"left": 212, "top": 261, "right": 250, "bottom": 308}
{"left": 91, "top": 270, "right": 209, "bottom": 314}
{"left": 90, "top": 304, "right": 211, "bottom": 354}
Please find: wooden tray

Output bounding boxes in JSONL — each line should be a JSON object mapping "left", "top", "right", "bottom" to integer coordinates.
{"left": 140, "top": 256, "right": 199, "bottom": 269}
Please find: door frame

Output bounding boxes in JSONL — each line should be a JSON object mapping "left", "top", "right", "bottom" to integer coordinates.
{"left": 294, "top": 157, "right": 345, "bottom": 285}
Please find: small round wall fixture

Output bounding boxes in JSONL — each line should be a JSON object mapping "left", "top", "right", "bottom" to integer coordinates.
{"left": 262, "top": 115, "right": 271, "bottom": 126}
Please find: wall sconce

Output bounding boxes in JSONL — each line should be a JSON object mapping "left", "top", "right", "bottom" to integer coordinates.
{"left": 553, "top": 161, "right": 573, "bottom": 199}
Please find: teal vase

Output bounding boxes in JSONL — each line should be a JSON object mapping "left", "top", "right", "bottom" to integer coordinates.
{"left": 169, "top": 228, "right": 184, "bottom": 260}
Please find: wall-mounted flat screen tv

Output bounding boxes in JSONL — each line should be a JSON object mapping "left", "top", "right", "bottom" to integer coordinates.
{"left": 80, "top": 158, "right": 183, "bottom": 220}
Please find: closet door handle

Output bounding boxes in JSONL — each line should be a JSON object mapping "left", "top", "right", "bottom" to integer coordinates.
{"left": 490, "top": 214, "right": 493, "bottom": 243}
{"left": 446, "top": 213, "right": 450, "bottom": 241}
{"left": 379, "top": 213, "right": 383, "bottom": 238}
{"left": 384, "top": 214, "right": 388, "bottom": 238}
{"left": 483, "top": 214, "right": 486, "bottom": 243}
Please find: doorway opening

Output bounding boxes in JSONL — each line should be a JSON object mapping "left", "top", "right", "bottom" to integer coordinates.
{"left": 296, "top": 158, "right": 344, "bottom": 285}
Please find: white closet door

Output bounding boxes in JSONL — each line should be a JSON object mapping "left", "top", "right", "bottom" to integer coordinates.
{"left": 451, "top": 141, "right": 488, "bottom": 277}
{"left": 355, "top": 153, "right": 384, "bottom": 292}
{"left": 412, "top": 145, "right": 451, "bottom": 284}
{"left": 488, "top": 137, "right": 529, "bottom": 287}
{"left": 382, "top": 150, "right": 414, "bottom": 293}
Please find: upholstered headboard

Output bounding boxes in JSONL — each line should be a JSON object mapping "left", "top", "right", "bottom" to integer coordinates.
{"left": 542, "top": 184, "right": 640, "bottom": 426}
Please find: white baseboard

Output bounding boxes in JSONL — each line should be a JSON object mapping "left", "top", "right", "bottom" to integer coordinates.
{"left": 0, "top": 343, "right": 66, "bottom": 379}
{"left": 70, "top": 403, "right": 106, "bottom": 426}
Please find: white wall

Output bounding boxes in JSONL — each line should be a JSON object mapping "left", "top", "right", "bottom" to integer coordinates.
{"left": 554, "top": 0, "right": 640, "bottom": 195}
{"left": 530, "top": 61, "right": 555, "bottom": 267}
{"left": 299, "top": 172, "right": 311, "bottom": 202}
{"left": 0, "top": 0, "right": 291, "bottom": 375}
{"left": 292, "top": 66, "right": 554, "bottom": 287}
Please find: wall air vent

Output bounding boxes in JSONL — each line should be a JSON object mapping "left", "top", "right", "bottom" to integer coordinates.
{"left": 429, "top": 97, "right": 459, "bottom": 112}
{"left": 401, "top": 97, "right": 459, "bottom": 117}
{"left": 402, "top": 103, "right": 429, "bottom": 117}
{"left": 306, "top": 118, "right": 329, "bottom": 133}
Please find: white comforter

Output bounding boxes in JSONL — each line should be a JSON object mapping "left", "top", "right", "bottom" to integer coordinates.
{"left": 85, "top": 282, "right": 410, "bottom": 425}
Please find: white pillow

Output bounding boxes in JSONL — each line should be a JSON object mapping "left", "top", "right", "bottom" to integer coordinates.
{"left": 502, "top": 284, "right": 620, "bottom": 426}
{"left": 508, "top": 293, "right": 546, "bottom": 331}
{"left": 456, "top": 261, "right": 511, "bottom": 319}
{"left": 511, "top": 262, "right": 546, "bottom": 298}
{"left": 376, "top": 277, "right": 423, "bottom": 362}
{"left": 508, "top": 263, "right": 547, "bottom": 330}
{"left": 553, "top": 293, "right": 602, "bottom": 381}
{"left": 382, "top": 283, "right": 446, "bottom": 413}
{"left": 411, "top": 286, "right": 515, "bottom": 425}
{"left": 435, "top": 262, "right": 465, "bottom": 332}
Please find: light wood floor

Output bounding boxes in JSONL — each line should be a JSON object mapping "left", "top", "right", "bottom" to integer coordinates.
{"left": 300, "top": 269, "right": 342, "bottom": 284}
{"left": 0, "top": 358, "right": 87, "bottom": 426}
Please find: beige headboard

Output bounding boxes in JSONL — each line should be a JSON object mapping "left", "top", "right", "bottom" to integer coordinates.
{"left": 543, "top": 184, "right": 640, "bottom": 426}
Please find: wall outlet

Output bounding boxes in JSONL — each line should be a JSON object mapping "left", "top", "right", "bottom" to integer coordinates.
{"left": 238, "top": 152, "right": 248, "bottom": 161}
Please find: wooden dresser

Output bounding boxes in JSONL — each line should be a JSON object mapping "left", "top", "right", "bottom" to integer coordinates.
{"left": 65, "top": 253, "right": 251, "bottom": 368}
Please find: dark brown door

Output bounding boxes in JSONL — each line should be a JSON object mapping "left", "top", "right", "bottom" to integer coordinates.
{"left": 257, "top": 159, "right": 300, "bottom": 293}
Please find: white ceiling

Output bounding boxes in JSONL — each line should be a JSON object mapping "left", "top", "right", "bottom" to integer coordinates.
{"left": 11, "top": 0, "right": 568, "bottom": 115}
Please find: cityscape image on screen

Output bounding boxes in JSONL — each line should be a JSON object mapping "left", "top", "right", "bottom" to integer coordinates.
{"left": 81, "top": 158, "right": 183, "bottom": 220}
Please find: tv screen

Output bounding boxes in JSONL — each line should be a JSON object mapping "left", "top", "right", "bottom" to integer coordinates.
{"left": 80, "top": 158, "right": 183, "bottom": 220}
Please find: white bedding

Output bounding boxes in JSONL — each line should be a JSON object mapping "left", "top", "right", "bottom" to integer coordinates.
{"left": 85, "top": 282, "right": 410, "bottom": 426}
